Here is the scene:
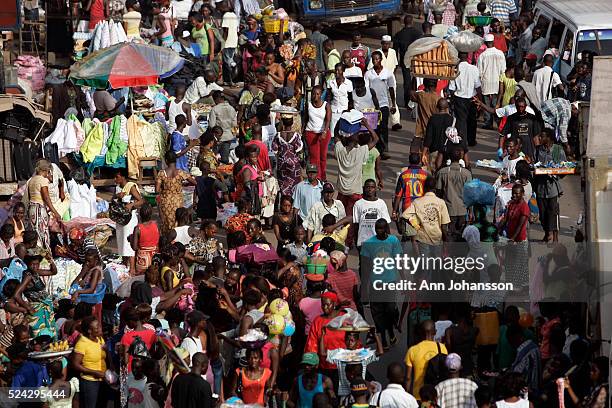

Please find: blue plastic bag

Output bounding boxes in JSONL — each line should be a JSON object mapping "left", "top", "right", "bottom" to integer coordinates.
{"left": 463, "top": 179, "right": 496, "bottom": 207}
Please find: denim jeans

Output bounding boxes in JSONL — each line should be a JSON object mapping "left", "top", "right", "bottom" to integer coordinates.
{"left": 222, "top": 48, "right": 236, "bottom": 84}
{"left": 218, "top": 140, "right": 233, "bottom": 164}
{"left": 482, "top": 94, "right": 498, "bottom": 128}
{"left": 211, "top": 357, "right": 224, "bottom": 395}
{"left": 80, "top": 379, "right": 103, "bottom": 408}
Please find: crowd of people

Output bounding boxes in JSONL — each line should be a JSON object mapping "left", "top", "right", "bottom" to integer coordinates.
{"left": 0, "top": 0, "right": 607, "bottom": 407}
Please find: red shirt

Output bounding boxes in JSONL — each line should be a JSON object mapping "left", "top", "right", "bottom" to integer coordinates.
{"left": 349, "top": 46, "right": 369, "bottom": 73}
{"left": 245, "top": 140, "right": 271, "bottom": 172}
{"left": 326, "top": 268, "right": 359, "bottom": 310}
{"left": 305, "top": 313, "right": 347, "bottom": 370}
{"left": 506, "top": 199, "right": 530, "bottom": 241}
{"left": 493, "top": 33, "right": 508, "bottom": 54}
{"left": 120, "top": 329, "right": 157, "bottom": 371}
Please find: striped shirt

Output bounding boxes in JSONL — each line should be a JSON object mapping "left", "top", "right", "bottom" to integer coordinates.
{"left": 489, "top": 0, "right": 517, "bottom": 25}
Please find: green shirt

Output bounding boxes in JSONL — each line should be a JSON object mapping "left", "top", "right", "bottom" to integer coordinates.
{"left": 362, "top": 147, "right": 379, "bottom": 184}
{"left": 192, "top": 24, "right": 211, "bottom": 55}
{"left": 326, "top": 49, "right": 341, "bottom": 81}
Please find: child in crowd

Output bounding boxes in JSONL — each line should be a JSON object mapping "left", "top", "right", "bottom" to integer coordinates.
{"left": 419, "top": 384, "right": 440, "bottom": 408}
{"left": 501, "top": 137, "right": 525, "bottom": 179}
{"left": 359, "top": 132, "right": 383, "bottom": 191}
{"left": 170, "top": 114, "right": 197, "bottom": 172}
{"left": 9, "top": 202, "right": 26, "bottom": 244}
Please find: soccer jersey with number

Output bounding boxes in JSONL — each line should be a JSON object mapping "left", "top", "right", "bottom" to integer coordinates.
{"left": 395, "top": 166, "right": 429, "bottom": 211}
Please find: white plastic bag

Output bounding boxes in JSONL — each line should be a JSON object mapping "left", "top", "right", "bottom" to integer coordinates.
{"left": 405, "top": 37, "right": 459, "bottom": 68}
{"left": 326, "top": 309, "right": 370, "bottom": 329}
{"left": 448, "top": 30, "right": 484, "bottom": 53}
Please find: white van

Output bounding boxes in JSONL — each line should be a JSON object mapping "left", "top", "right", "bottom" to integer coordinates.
{"left": 533, "top": 0, "right": 612, "bottom": 80}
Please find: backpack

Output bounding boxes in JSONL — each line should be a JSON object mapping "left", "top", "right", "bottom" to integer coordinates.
{"left": 424, "top": 342, "right": 448, "bottom": 386}
{"left": 128, "top": 335, "right": 151, "bottom": 359}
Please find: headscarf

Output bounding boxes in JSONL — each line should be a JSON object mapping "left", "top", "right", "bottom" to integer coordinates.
{"left": 462, "top": 225, "right": 483, "bottom": 253}
{"left": 329, "top": 251, "right": 346, "bottom": 269}
{"left": 321, "top": 291, "right": 339, "bottom": 303}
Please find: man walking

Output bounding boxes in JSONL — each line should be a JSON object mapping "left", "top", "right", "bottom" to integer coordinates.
{"left": 435, "top": 146, "right": 472, "bottom": 240}
{"left": 393, "top": 15, "right": 422, "bottom": 108}
{"left": 370, "top": 35, "right": 401, "bottom": 131}
{"left": 532, "top": 54, "right": 564, "bottom": 105}
{"left": 435, "top": 354, "right": 478, "bottom": 408}
{"left": 365, "top": 51, "right": 397, "bottom": 159}
{"left": 478, "top": 34, "right": 506, "bottom": 129}
{"left": 171, "top": 352, "right": 213, "bottom": 408}
{"left": 370, "top": 362, "right": 419, "bottom": 408}
{"left": 450, "top": 52, "right": 481, "bottom": 146}
{"left": 293, "top": 164, "right": 323, "bottom": 223}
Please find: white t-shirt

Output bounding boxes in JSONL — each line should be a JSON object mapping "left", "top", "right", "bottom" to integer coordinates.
{"left": 335, "top": 143, "right": 369, "bottom": 195}
{"left": 344, "top": 66, "right": 363, "bottom": 79}
{"left": 502, "top": 155, "right": 524, "bottom": 177}
{"left": 306, "top": 101, "right": 328, "bottom": 133}
{"left": 532, "top": 66, "right": 562, "bottom": 104}
{"left": 364, "top": 67, "right": 396, "bottom": 108}
{"left": 222, "top": 12, "right": 239, "bottom": 49}
{"left": 434, "top": 320, "right": 453, "bottom": 342}
{"left": 353, "top": 88, "right": 375, "bottom": 111}
{"left": 180, "top": 335, "right": 204, "bottom": 363}
{"left": 328, "top": 78, "right": 354, "bottom": 113}
{"left": 353, "top": 198, "right": 391, "bottom": 246}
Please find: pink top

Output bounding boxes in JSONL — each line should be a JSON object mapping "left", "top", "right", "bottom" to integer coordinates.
{"left": 160, "top": 11, "right": 173, "bottom": 38}
{"left": 260, "top": 341, "right": 277, "bottom": 369}
{"left": 298, "top": 297, "right": 323, "bottom": 335}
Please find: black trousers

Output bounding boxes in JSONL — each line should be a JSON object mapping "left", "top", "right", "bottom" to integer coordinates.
{"left": 537, "top": 196, "right": 560, "bottom": 232}
{"left": 453, "top": 95, "right": 478, "bottom": 146}
{"left": 401, "top": 66, "right": 412, "bottom": 107}
{"left": 377, "top": 106, "right": 390, "bottom": 153}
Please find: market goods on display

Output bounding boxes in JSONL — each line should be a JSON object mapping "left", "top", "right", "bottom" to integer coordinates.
{"left": 406, "top": 38, "right": 459, "bottom": 80}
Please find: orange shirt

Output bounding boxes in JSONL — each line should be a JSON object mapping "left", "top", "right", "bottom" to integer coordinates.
{"left": 305, "top": 313, "right": 347, "bottom": 370}
{"left": 236, "top": 367, "right": 272, "bottom": 405}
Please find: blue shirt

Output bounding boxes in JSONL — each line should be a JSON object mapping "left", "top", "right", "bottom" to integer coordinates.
{"left": 361, "top": 234, "right": 402, "bottom": 282}
{"left": 171, "top": 131, "right": 189, "bottom": 171}
{"left": 12, "top": 361, "right": 48, "bottom": 388}
{"left": 292, "top": 180, "right": 323, "bottom": 220}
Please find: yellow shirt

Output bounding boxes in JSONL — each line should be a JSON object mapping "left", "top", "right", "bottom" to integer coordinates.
{"left": 311, "top": 225, "right": 350, "bottom": 246}
{"left": 73, "top": 336, "right": 107, "bottom": 381}
{"left": 404, "top": 340, "right": 447, "bottom": 400}
{"left": 28, "top": 175, "right": 49, "bottom": 205}
{"left": 161, "top": 266, "right": 180, "bottom": 290}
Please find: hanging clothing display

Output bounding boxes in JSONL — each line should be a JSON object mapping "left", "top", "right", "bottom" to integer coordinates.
{"left": 126, "top": 114, "right": 167, "bottom": 179}
{"left": 106, "top": 116, "right": 128, "bottom": 165}
{"left": 90, "top": 20, "right": 128, "bottom": 52}
{"left": 66, "top": 179, "right": 98, "bottom": 219}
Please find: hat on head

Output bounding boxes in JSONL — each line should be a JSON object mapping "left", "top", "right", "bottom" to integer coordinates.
{"left": 445, "top": 353, "right": 462, "bottom": 372}
{"left": 484, "top": 33, "right": 495, "bottom": 42}
{"left": 35, "top": 159, "right": 52, "bottom": 172}
{"left": 322, "top": 182, "right": 335, "bottom": 193}
{"left": 306, "top": 163, "right": 318, "bottom": 173}
{"left": 301, "top": 352, "right": 320, "bottom": 366}
{"left": 525, "top": 53, "right": 538, "bottom": 61}
{"left": 182, "top": 30, "right": 190, "bottom": 38}
{"left": 382, "top": 35, "right": 392, "bottom": 42}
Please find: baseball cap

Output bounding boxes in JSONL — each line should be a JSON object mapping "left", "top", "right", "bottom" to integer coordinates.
{"left": 484, "top": 33, "right": 495, "bottom": 42}
{"left": 301, "top": 352, "right": 320, "bottom": 366}
{"left": 322, "top": 182, "right": 335, "bottom": 193}
{"left": 306, "top": 163, "right": 318, "bottom": 173}
{"left": 445, "top": 353, "right": 462, "bottom": 372}
{"left": 382, "top": 35, "right": 392, "bottom": 42}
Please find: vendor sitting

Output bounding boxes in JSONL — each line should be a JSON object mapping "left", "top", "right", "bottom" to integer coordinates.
{"left": 93, "top": 87, "right": 125, "bottom": 119}
{"left": 55, "top": 227, "right": 101, "bottom": 264}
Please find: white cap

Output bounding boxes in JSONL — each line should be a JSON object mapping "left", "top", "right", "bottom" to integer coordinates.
{"left": 382, "top": 35, "right": 392, "bottom": 42}
{"left": 484, "top": 33, "right": 495, "bottom": 42}
{"left": 182, "top": 30, "right": 190, "bottom": 38}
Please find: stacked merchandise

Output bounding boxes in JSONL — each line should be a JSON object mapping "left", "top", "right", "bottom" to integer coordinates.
{"left": 14, "top": 56, "right": 46, "bottom": 92}
{"left": 90, "top": 20, "right": 128, "bottom": 52}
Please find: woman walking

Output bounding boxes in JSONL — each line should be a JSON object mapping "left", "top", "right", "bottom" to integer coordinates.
{"left": 130, "top": 203, "right": 160, "bottom": 275}
{"left": 156, "top": 151, "right": 196, "bottom": 234}
{"left": 304, "top": 85, "right": 331, "bottom": 181}
{"left": 27, "top": 160, "right": 62, "bottom": 249}
{"left": 272, "top": 115, "right": 303, "bottom": 196}
{"left": 114, "top": 168, "right": 145, "bottom": 274}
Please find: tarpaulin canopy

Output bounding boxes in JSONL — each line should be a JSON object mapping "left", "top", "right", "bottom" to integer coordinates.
{"left": 69, "top": 42, "right": 184, "bottom": 88}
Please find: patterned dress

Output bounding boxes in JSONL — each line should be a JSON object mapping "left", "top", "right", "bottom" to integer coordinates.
{"left": 157, "top": 170, "right": 189, "bottom": 233}
{"left": 271, "top": 131, "right": 303, "bottom": 196}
